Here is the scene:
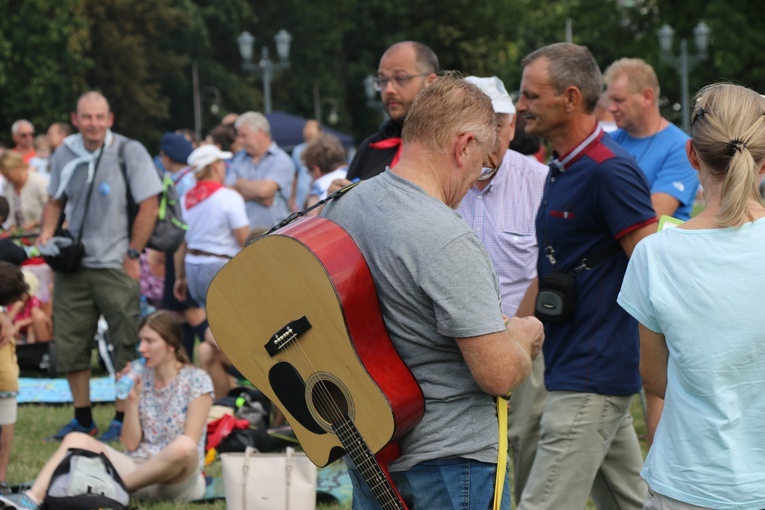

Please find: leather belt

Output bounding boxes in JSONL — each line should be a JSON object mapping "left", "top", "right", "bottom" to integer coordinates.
{"left": 187, "top": 248, "right": 232, "bottom": 259}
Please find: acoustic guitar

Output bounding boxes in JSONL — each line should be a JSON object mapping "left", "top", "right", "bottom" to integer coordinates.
{"left": 207, "top": 216, "right": 424, "bottom": 510}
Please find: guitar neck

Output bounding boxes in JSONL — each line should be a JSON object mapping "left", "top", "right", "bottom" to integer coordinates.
{"left": 334, "top": 416, "right": 407, "bottom": 510}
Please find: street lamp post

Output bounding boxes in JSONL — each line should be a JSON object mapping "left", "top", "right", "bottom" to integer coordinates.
{"left": 658, "top": 22, "right": 711, "bottom": 133}
{"left": 237, "top": 29, "right": 292, "bottom": 115}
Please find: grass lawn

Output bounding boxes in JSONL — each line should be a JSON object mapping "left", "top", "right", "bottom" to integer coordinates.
{"left": 8, "top": 394, "right": 647, "bottom": 510}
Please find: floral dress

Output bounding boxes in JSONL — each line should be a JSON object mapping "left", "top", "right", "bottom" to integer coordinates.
{"left": 129, "top": 365, "right": 214, "bottom": 467}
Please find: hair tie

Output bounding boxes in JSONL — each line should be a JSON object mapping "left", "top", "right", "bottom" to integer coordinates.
{"left": 727, "top": 138, "right": 747, "bottom": 156}
{"left": 692, "top": 106, "right": 707, "bottom": 125}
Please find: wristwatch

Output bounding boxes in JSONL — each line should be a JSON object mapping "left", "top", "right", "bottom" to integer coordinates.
{"left": 126, "top": 248, "right": 141, "bottom": 260}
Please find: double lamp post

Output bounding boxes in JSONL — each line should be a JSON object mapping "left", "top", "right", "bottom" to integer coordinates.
{"left": 237, "top": 30, "right": 292, "bottom": 115}
{"left": 657, "top": 22, "right": 711, "bottom": 133}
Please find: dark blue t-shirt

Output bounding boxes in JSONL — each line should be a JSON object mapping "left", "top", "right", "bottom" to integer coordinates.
{"left": 535, "top": 128, "right": 657, "bottom": 395}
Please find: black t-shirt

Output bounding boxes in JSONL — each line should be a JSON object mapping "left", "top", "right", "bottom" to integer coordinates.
{"left": 346, "top": 120, "right": 403, "bottom": 181}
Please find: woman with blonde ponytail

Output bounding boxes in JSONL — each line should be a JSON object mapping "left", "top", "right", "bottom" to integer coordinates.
{"left": 618, "top": 83, "right": 765, "bottom": 509}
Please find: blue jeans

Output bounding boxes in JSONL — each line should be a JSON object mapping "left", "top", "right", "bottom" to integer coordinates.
{"left": 185, "top": 259, "right": 227, "bottom": 308}
{"left": 349, "top": 457, "right": 510, "bottom": 510}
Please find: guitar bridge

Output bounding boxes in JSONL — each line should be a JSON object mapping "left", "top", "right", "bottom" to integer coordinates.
{"left": 265, "top": 316, "right": 312, "bottom": 357}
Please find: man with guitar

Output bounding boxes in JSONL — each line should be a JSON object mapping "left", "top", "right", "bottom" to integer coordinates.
{"left": 322, "top": 73, "right": 544, "bottom": 509}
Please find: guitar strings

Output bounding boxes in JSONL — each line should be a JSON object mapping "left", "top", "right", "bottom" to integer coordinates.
{"left": 275, "top": 322, "right": 402, "bottom": 509}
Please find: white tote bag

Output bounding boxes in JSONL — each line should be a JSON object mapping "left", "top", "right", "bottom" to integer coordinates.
{"left": 220, "top": 446, "right": 317, "bottom": 510}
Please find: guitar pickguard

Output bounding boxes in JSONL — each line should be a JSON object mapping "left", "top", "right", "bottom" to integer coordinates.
{"left": 269, "top": 361, "right": 326, "bottom": 435}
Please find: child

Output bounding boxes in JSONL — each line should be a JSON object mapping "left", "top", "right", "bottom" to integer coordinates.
{"left": 6, "top": 271, "right": 51, "bottom": 344}
{"left": 0, "top": 262, "right": 29, "bottom": 494}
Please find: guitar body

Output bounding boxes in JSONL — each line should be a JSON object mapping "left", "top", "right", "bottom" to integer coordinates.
{"left": 207, "top": 217, "right": 424, "bottom": 472}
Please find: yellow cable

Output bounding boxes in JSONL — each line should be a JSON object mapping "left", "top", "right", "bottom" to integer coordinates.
{"left": 493, "top": 395, "right": 510, "bottom": 510}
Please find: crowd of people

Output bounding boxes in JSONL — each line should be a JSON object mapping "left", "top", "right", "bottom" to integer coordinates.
{"left": 0, "top": 36, "right": 762, "bottom": 510}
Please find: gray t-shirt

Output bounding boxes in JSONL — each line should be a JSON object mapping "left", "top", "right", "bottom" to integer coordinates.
{"left": 48, "top": 134, "right": 162, "bottom": 269}
{"left": 323, "top": 169, "right": 506, "bottom": 470}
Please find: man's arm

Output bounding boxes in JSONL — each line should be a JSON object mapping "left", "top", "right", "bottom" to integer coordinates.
{"left": 618, "top": 222, "right": 656, "bottom": 258}
{"left": 515, "top": 278, "right": 538, "bottom": 318}
{"left": 123, "top": 195, "right": 159, "bottom": 279}
{"left": 651, "top": 192, "right": 681, "bottom": 219}
{"left": 36, "top": 198, "right": 65, "bottom": 246}
{"left": 456, "top": 316, "right": 544, "bottom": 396}
{"left": 234, "top": 178, "right": 278, "bottom": 206}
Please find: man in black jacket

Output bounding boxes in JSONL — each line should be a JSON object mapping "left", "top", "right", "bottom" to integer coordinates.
{"left": 337, "top": 41, "right": 439, "bottom": 186}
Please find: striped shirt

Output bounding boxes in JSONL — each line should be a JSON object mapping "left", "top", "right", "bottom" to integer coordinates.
{"left": 458, "top": 150, "right": 548, "bottom": 316}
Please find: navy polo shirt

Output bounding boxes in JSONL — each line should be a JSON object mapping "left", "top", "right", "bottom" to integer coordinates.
{"left": 535, "top": 126, "right": 657, "bottom": 395}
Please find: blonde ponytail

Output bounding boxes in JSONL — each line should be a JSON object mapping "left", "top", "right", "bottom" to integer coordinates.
{"left": 691, "top": 84, "right": 765, "bottom": 227}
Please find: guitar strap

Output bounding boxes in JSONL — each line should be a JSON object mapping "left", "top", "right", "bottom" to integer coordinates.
{"left": 260, "top": 181, "right": 361, "bottom": 240}
{"left": 493, "top": 394, "right": 510, "bottom": 510}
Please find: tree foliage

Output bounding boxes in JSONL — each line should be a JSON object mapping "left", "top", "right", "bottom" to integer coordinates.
{"left": 0, "top": 0, "right": 762, "bottom": 149}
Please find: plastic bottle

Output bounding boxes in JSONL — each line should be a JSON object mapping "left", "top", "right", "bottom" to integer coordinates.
{"left": 114, "top": 358, "right": 146, "bottom": 399}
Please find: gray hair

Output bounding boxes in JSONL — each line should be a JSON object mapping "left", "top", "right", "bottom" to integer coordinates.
{"left": 235, "top": 111, "right": 271, "bottom": 136}
{"left": 402, "top": 71, "right": 497, "bottom": 155}
{"left": 522, "top": 43, "right": 603, "bottom": 113}
{"left": 11, "top": 120, "right": 33, "bottom": 135}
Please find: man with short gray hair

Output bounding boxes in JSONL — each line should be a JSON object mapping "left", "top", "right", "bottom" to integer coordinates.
{"left": 227, "top": 111, "right": 294, "bottom": 229}
{"left": 323, "top": 72, "right": 544, "bottom": 510}
{"left": 516, "top": 43, "right": 654, "bottom": 510}
{"left": 11, "top": 119, "right": 36, "bottom": 165}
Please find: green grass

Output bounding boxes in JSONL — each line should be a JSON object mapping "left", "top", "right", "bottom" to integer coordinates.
{"left": 9, "top": 395, "right": 646, "bottom": 510}
{"left": 10, "top": 402, "right": 347, "bottom": 509}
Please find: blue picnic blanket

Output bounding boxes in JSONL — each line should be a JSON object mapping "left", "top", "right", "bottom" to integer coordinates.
{"left": 18, "top": 377, "right": 115, "bottom": 404}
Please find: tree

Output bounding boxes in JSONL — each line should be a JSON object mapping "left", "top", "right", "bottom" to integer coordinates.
{"left": 0, "top": 0, "right": 90, "bottom": 143}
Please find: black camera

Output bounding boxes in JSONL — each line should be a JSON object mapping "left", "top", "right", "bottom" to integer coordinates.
{"left": 535, "top": 271, "right": 576, "bottom": 323}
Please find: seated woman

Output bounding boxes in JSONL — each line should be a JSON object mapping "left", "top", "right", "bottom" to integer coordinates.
{"left": 0, "top": 310, "right": 214, "bottom": 509}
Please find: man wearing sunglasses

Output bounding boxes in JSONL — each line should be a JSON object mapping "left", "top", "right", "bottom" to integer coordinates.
{"left": 457, "top": 76, "right": 549, "bottom": 505}
{"left": 10, "top": 120, "right": 36, "bottom": 165}
{"left": 336, "top": 41, "right": 439, "bottom": 188}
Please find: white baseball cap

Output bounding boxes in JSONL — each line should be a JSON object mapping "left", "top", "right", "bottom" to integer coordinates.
{"left": 465, "top": 76, "right": 516, "bottom": 115}
{"left": 187, "top": 144, "right": 233, "bottom": 173}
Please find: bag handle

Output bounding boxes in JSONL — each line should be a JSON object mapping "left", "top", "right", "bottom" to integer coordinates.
{"left": 239, "top": 445, "right": 299, "bottom": 509}
{"left": 241, "top": 446, "right": 255, "bottom": 508}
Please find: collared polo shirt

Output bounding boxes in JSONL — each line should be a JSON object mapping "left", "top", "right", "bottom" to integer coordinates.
{"left": 458, "top": 149, "right": 548, "bottom": 315}
{"left": 535, "top": 126, "right": 657, "bottom": 395}
{"left": 226, "top": 141, "right": 294, "bottom": 229}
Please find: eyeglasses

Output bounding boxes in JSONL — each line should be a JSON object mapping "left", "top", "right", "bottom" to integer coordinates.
{"left": 17, "top": 133, "right": 34, "bottom": 138}
{"left": 373, "top": 73, "right": 430, "bottom": 91}
{"left": 475, "top": 140, "right": 499, "bottom": 181}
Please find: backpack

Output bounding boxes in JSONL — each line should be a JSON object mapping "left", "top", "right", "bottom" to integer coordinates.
{"left": 118, "top": 140, "right": 188, "bottom": 253}
{"left": 42, "top": 448, "right": 130, "bottom": 510}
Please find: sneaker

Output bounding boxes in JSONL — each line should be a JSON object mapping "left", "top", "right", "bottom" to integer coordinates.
{"left": 0, "top": 492, "right": 39, "bottom": 509}
{"left": 98, "top": 420, "right": 122, "bottom": 443}
{"left": 48, "top": 419, "right": 98, "bottom": 441}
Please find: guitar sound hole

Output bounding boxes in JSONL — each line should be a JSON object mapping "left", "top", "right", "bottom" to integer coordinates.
{"left": 310, "top": 379, "right": 349, "bottom": 425}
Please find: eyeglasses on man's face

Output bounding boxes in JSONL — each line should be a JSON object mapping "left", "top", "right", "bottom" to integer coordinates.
{"left": 373, "top": 73, "right": 430, "bottom": 91}
{"left": 475, "top": 139, "right": 499, "bottom": 181}
{"left": 17, "top": 132, "right": 34, "bottom": 138}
